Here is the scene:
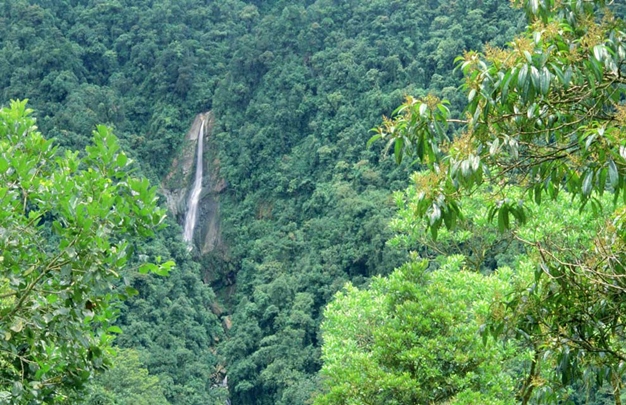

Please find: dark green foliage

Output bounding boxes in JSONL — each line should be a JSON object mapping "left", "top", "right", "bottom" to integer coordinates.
{"left": 213, "top": 2, "right": 522, "bottom": 403}
{"left": 0, "top": 0, "right": 526, "bottom": 403}
{"left": 0, "top": 0, "right": 242, "bottom": 178}
{"left": 114, "top": 223, "right": 227, "bottom": 405}
{"left": 0, "top": 1, "right": 240, "bottom": 402}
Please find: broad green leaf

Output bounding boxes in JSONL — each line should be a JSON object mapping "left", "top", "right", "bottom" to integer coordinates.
{"left": 582, "top": 170, "right": 594, "bottom": 197}
{"left": 107, "top": 326, "right": 123, "bottom": 334}
{"left": 608, "top": 159, "right": 619, "bottom": 187}
{"left": 394, "top": 138, "right": 404, "bottom": 164}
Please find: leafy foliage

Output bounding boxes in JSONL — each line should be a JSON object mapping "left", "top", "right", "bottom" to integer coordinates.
{"left": 81, "top": 349, "right": 169, "bottom": 405}
{"left": 213, "top": 2, "right": 522, "bottom": 402}
{"left": 0, "top": 0, "right": 528, "bottom": 403}
{"left": 114, "top": 237, "right": 227, "bottom": 405}
{"left": 329, "top": 180, "right": 605, "bottom": 403}
{"left": 375, "top": 0, "right": 626, "bottom": 402}
{"left": 316, "top": 258, "right": 518, "bottom": 405}
{"left": 0, "top": 100, "right": 172, "bottom": 403}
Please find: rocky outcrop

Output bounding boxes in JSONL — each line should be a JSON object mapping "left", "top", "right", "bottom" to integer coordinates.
{"left": 161, "top": 111, "right": 226, "bottom": 255}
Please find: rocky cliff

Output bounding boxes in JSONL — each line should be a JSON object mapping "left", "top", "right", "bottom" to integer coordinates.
{"left": 161, "top": 111, "right": 226, "bottom": 255}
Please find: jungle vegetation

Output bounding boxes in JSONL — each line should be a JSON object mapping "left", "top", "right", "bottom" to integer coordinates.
{"left": 1, "top": 0, "right": 626, "bottom": 404}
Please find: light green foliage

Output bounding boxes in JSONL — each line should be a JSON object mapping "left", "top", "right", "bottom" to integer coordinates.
{"left": 391, "top": 184, "right": 609, "bottom": 272}
{"left": 0, "top": 0, "right": 526, "bottom": 403}
{"left": 316, "top": 259, "right": 518, "bottom": 405}
{"left": 390, "top": 184, "right": 520, "bottom": 272}
{"left": 81, "top": 349, "right": 169, "bottom": 405}
{"left": 0, "top": 100, "right": 172, "bottom": 403}
{"left": 376, "top": 0, "right": 626, "bottom": 402}
{"left": 392, "top": 185, "right": 612, "bottom": 402}
{"left": 315, "top": 175, "right": 619, "bottom": 402}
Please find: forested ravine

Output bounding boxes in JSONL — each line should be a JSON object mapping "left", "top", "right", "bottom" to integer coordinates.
{"left": 0, "top": 0, "right": 533, "bottom": 404}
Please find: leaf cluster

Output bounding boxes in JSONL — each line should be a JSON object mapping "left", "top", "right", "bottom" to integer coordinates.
{"left": 374, "top": 0, "right": 626, "bottom": 402}
{"left": 316, "top": 259, "right": 519, "bottom": 405}
{"left": 0, "top": 100, "right": 172, "bottom": 403}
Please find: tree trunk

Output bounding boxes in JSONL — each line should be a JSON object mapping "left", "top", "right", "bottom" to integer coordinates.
{"left": 520, "top": 349, "right": 541, "bottom": 405}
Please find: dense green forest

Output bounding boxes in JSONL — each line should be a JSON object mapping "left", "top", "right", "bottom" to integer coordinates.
{"left": 1, "top": 0, "right": 626, "bottom": 404}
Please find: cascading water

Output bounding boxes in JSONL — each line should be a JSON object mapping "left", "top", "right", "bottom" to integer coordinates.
{"left": 183, "top": 118, "right": 205, "bottom": 244}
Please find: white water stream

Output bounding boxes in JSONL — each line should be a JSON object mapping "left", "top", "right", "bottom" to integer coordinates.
{"left": 183, "top": 118, "right": 205, "bottom": 244}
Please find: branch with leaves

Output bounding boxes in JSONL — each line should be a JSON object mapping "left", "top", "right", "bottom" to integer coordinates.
{"left": 0, "top": 100, "right": 174, "bottom": 403}
{"left": 374, "top": 0, "right": 626, "bottom": 402}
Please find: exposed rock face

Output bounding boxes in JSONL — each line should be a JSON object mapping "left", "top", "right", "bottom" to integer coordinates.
{"left": 161, "top": 111, "right": 225, "bottom": 255}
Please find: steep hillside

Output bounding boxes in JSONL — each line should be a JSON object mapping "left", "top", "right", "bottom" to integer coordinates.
{"left": 212, "top": 2, "right": 522, "bottom": 403}
{"left": 0, "top": 0, "right": 522, "bottom": 403}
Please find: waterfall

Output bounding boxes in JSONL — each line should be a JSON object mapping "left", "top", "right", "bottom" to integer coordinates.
{"left": 183, "top": 118, "right": 205, "bottom": 244}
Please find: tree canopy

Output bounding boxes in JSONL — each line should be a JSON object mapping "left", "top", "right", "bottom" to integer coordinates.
{"left": 81, "top": 348, "right": 169, "bottom": 405}
{"left": 373, "top": 0, "right": 626, "bottom": 402}
{"left": 316, "top": 258, "right": 518, "bottom": 405}
{"left": 11, "top": 0, "right": 626, "bottom": 403}
{"left": 0, "top": 100, "right": 172, "bottom": 403}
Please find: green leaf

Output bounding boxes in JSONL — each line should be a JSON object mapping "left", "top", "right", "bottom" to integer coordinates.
{"left": 367, "top": 134, "right": 382, "bottom": 148}
{"left": 530, "top": 66, "right": 540, "bottom": 89}
{"left": 46, "top": 295, "right": 58, "bottom": 304}
{"left": 138, "top": 263, "right": 157, "bottom": 274}
{"left": 564, "top": 66, "right": 573, "bottom": 87}
{"left": 116, "top": 152, "right": 128, "bottom": 167}
{"left": 534, "top": 183, "right": 542, "bottom": 205}
{"left": 540, "top": 67, "right": 550, "bottom": 95}
{"left": 394, "top": 138, "right": 404, "bottom": 164}
{"left": 497, "top": 205, "right": 508, "bottom": 233}
{"left": 430, "top": 224, "right": 438, "bottom": 240}
{"left": 582, "top": 170, "right": 594, "bottom": 197}
{"left": 429, "top": 204, "right": 441, "bottom": 225}
{"left": 517, "top": 64, "right": 529, "bottom": 90}
{"left": 501, "top": 71, "right": 512, "bottom": 101}
{"left": 107, "top": 326, "right": 123, "bottom": 334}
{"left": 593, "top": 45, "right": 605, "bottom": 61}
{"left": 124, "top": 286, "right": 139, "bottom": 297}
{"left": 608, "top": 159, "right": 619, "bottom": 187}
{"left": 436, "top": 103, "right": 449, "bottom": 117}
